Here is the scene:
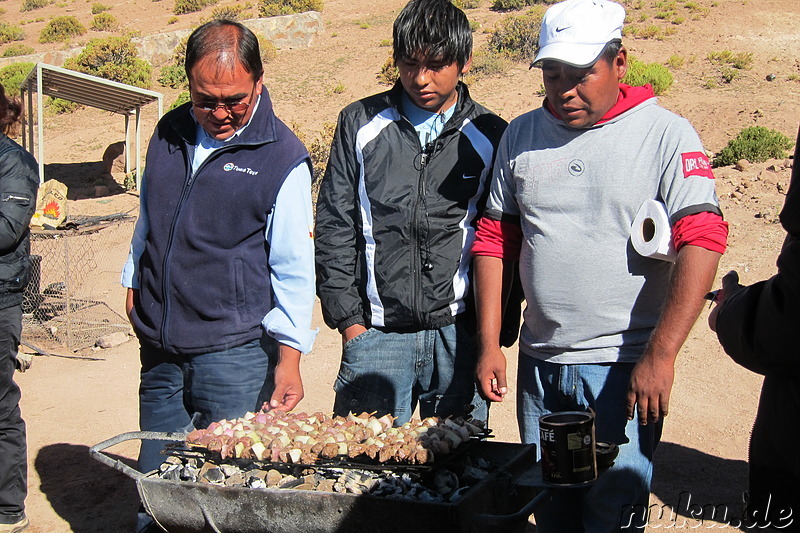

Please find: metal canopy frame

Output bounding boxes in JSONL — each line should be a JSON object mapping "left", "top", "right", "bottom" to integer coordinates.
{"left": 19, "top": 63, "right": 164, "bottom": 186}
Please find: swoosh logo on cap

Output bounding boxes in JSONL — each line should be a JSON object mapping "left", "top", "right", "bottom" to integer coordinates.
{"left": 555, "top": 26, "right": 570, "bottom": 32}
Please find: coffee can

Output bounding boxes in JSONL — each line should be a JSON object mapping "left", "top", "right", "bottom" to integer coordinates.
{"left": 539, "top": 411, "right": 597, "bottom": 485}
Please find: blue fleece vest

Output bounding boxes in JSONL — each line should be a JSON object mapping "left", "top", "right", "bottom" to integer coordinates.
{"left": 131, "top": 91, "right": 310, "bottom": 354}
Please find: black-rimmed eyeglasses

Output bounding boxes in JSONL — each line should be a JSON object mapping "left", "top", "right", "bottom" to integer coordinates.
{"left": 192, "top": 84, "right": 256, "bottom": 115}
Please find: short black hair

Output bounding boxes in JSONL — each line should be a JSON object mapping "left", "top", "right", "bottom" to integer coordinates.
{"left": 393, "top": 0, "right": 472, "bottom": 68}
{"left": 185, "top": 19, "right": 264, "bottom": 83}
{"left": 601, "top": 39, "right": 624, "bottom": 65}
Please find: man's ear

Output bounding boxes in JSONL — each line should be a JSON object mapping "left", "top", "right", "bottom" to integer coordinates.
{"left": 615, "top": 47, "right": 628, "bottom": 80}
{"left": 255, "top": 76, "right": 264, "bottom": 95}
{"left": 460, "top": 55, "right": 473, "bottom": 75}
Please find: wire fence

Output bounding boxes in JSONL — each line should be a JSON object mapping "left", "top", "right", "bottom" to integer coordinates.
{"left": 22, "top": 215, "right": 136, "bottom": 353}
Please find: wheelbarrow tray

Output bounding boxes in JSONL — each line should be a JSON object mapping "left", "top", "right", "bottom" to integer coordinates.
{"left": 91, "top": 432, "right": 543, "bottom": 533}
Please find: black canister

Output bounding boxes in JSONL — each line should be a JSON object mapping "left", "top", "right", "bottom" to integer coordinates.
{"left": 539, "top": 411, "right": 597, "bottom": 485}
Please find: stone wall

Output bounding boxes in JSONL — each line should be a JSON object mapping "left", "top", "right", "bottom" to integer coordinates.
{"left": 0, "top": 11, "right": 323, "bottom": 70}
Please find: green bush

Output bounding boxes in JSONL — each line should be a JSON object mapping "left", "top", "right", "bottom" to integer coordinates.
{"left": 20, "top": 0, "right": 50, "bottom": 12}
{"left": 452, "top": 0, "right": 480, "bottom": 8}
{"left": 169, "top": 91, "right": 191, "bottom": 111}
{"left": 488, "top": 7, "right": 545, "bottom": 62}
{"left": 712, "top": 126, "right": 794, "bottom": 167}
{"left": 91, "top": 2, "right": 111, "bottom": 13}
{"left": 211, "top": 3, "right": 248, "bottom": 19}
{"left": 377, "top": 53, "right": 397, "bottom": 86}
{"left": 46, "top": 96, "right": 80, "bottom": 114}
{"left": 158, "top": 64, "right": 188, "bottom": 88}
{"left": 622, "top": 55, "right": 673, "bottom": 95}
{"left": 0, "top": 22, "right": 25, "bottom": 44}
{"left": 0, "top": 62, "right": 35, "bottom": 95}
{"left": 464, "top": 48, "right": 510, "bottom": 84}
{"left": 173, "top": 0, "right": 218, "bottom": 15}
{"left": 492, "top": 0, "right": 555, "bottom": 9}
{"left": 257, "top": 35, "right": 277, "bottom": 63}
{"left": 708, "top": 49, "right": 753, "bottom": 69}
{"left": 259, "top": 0, "right": 323, "bottom": 17}
{"left": 90, "top": 12, "right": 118, "bottom": 31}
{"left": 64, "top": 35, "right": 152, "bottom": 88}
{"left": 39, "top": 16, "right": 86, "bottom": 43}
{"left": 2, "top": 44, "right": 35, "bottom": 57}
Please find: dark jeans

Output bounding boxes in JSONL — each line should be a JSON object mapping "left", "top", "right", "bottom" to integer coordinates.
{"left": 0, "top": 304, "right": 26, "bottom": 524}
{"left": 137, "top": 334, "right": 277, "bottom": 474}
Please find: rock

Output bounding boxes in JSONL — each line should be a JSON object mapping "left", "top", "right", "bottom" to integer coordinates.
{"left": 96, "top": 331, "right": 130, "bottom": 349}
{"left": 734, "top": 159, "right": 750, "bottom": 171}
{"left": 102, "top": 141, "right": 127, "bottom": 174}
{"left": 766, "top": 73, "right": 776, "bottom": 81}
{"left": 786, "top": 159, "right": 794, "bottom": 169}
{"left": 758, "top": 169, "right": 780, "bottom": 186}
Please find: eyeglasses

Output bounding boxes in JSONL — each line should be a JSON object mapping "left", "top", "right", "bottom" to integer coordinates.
{"left": 192, "top": 84, "right": 256, "bottom": 115}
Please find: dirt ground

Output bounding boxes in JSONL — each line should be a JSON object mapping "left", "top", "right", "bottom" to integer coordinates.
{"left": 3, "top": 0, "right": 800, "bottom": 530}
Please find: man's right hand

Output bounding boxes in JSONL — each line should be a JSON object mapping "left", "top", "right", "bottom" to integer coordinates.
{"left": 341, "top": 323, "right": 368, "bottom": 348}
{"left": 125, "top": 288, "right": 137, "bottom": 325}
{"left": 476, "top": 346, "right": 508, "bottom": 402}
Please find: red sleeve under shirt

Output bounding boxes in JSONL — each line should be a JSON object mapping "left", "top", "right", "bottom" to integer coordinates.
{"left": 472, "top": 212, "right": 728, "bottom": 260}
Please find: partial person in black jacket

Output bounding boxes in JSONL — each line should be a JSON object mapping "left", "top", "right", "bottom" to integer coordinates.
{"left": 0, "top": 85, "right": 38, "bottom": 533}
{"left": 709, "top": 126, "right": 800, "bottom": 532}
{"left": 315, "top": 0, "right": 507, "bottom": 425}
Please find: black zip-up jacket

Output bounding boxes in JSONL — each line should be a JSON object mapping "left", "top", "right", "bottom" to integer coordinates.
{"left": 715, "top": 131, "right": 800, "bottom": 528}
{"left": 0, "top": 134, "right": 38, "bottom": 310}
{"left": 315, "top": 82, "right": 507, "bottom": 332}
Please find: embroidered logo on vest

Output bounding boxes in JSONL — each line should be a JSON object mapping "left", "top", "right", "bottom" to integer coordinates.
{"left": 223, "top": 162, "right": 259, "bottom": 176}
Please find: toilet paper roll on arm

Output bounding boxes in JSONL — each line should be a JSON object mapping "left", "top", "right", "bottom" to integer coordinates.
{"left": 630, "top": 199, "right": 677, "bottom": 262}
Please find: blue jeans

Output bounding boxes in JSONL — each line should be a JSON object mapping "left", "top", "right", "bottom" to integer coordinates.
{"left": 137, "top": 335, "right": 276, "bottom": 474}
{"left": 517, "top": 355, "right": 662, "bottom": 533}
{"left": 333, "top": 318, "right": 487, "bottom": 425}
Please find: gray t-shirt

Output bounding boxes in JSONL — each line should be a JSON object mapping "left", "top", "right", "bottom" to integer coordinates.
{"left": 487, "top": 97, "right": 721, "bottom": 364}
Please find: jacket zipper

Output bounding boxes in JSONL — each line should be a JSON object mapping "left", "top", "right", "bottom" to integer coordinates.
{"left": 412, "top": 132, "right": 434, "bottom": 326}
{"left": 159, "top": 144, "right": 235, "bottom": 351}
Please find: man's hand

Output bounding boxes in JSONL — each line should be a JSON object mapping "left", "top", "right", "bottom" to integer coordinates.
{"left": 708, "top": 270, "right": 743, "bottom": 332}
{"left": 125, "top": 288, "right": 136, "bottom": 325}
{"left": 626, "top": 350, "right": 674, "bottom": 425}
{"left": 269, "top": 345, "right": 304, "bottom": 411}
{"left": 341, "top": 323, "right": 367, "bottom": 348}
{"left": 476, "top": 346, "right": 509, "bottom": 402}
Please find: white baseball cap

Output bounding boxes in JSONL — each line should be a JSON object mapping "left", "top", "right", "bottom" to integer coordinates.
{"left": 531, "top": 0, "right": 625, "bottom": 68}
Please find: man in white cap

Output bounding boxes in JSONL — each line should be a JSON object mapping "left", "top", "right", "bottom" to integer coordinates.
{"left": 472, "top": 0, "right": 729, "bottom": 530}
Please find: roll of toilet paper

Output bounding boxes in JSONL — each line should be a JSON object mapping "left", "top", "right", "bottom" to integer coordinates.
{"left": 630, "top": 199, "right": 676, "bottom": 262}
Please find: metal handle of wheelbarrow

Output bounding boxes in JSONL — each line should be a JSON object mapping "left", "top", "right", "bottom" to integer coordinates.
{"left": 471, "top": 487, "right": 552, "bottom": 528}
{"left": 89, "top": 431, "right": 187, "bottom": 480}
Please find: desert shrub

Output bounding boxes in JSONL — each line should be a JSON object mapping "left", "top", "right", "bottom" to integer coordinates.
{"left": 91, "top": 2, "right": 110, "bottom": 13}
{"left": 20, "top": 0, "right": 50, "bottom": 12}
{"left": 492, "top": 0, "right": 555, "bottom": 9}
{"left": 712, "top": 126, "right": 794, "bottom": 167}
{"left": 452, "top": 0, "right": 480, "bottom": 8}
{"left": 158, "top": 64, "right": 188, "bottom": 88}
{"left": 39, "top": 16, "right": 86, "bottom": 43}
{"left": 666, "top": 54, "right": 684, "bottom": 68}
{"left": 292, "top": 122, "right": 335, "bottom": 204}
{"left": 257, "top": 35, "right": 277, "bottom": 63}
{"left": 64, "top": 35, "right": 152, "bottom": 88}
{"left": 259, "top": 0, "right": 323, "bottom": 17}
{"left": 0, "top": 62, "right": 35, "bottom": 95}
{"left": 173, "top": 0, "right": 218, "bottom": 15}
{"left": 464, "top": 48, "right": 510, "bottom": 84}
{"left": 169, "top": 91, "right": 191, "bottom": 111}
{"left": 377, "top": 54, "right": 397, "bottom": 85}
{"left": 210, "top": 3, "right": 248, "bottom": 19}
{"left": 0, "top": 22, "right": 25, "bottom": 44}
{"left": 46, "top": 96, "right": 80, "bottom": 114}
{"left": 708, "top": 49, "right": 753, "bottom": 69}
{"left": 488, "top": 7, "right": 545, "bottom": 62}
{"left": 622, "top": 55, "right": 673, "bottom": 95}
{"left": 2, "top": 44, "right": 35, "bottom": 57}
{"left": 91, "top": 12, "right": 118, "bottom": 31}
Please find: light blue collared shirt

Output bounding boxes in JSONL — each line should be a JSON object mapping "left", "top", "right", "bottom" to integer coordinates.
{"left": 121, "top": 97, "right": 318, "bottom": 353}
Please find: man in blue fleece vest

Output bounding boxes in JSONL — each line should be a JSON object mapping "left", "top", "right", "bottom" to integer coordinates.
{"left": 121, "top": 19, "right": 316, "bottom": 531}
